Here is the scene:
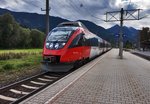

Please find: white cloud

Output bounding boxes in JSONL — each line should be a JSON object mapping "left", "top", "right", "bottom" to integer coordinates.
{"left": 0, "top": 0, "right": 25, "bottom": 11}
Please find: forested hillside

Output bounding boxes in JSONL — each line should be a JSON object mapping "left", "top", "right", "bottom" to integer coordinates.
{"left": 0, "top": 13, "right": 45, "bottom": 49}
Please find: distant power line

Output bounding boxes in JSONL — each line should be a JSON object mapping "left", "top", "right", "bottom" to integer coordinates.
{"left": 22, "top": 0, "right": 45, "bottom": 8}
{"left": 67, "top": 0, "right": 83, "bottom": 19}
{"left": 51, "top": 0, "right": 78, "bottom": 20}
{"left": 76, "top": 0, "right": 105, "bottom": 21}
{"left": 65, "top": 0, "right": 104, "bottom": 21}
{"left": 22, "top": 0, "right": 105, "bottom": 22}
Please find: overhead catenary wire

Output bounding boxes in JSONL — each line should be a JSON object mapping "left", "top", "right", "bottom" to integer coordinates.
{"left": 70, "top": 0, "right": 103, "bottom": 21}
{"left": 66, "top": 0, "right": 84, "bottom": 20}
{"left": 22, "top": 0, "right": 105, "bottom": 21}
{"left": 52, "top": 0, "right": 105, "bottom": 21}
{"left": 20, "top": 0, "right": 150, "bottom": 25}
{"left": 22, "top": 0, "right": 42, "bottom": 8}
{"left": 78, "top": 0, "right": 105, "bottom": 21}
{"left": 67, "top": 0, "right": 103, "bottom": 21}
{"left": 23, "top": 0, "right": 78, "bottom": 20}
{"left": 70, "top": 0, "right": 90, "bottom": 19}
{"left": 53, "top": 0, "right": 79, "bottom": 20}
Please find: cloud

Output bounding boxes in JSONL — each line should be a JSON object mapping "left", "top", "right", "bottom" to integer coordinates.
{"left": 0, "top": 0, "right": 149, "bottom": 29}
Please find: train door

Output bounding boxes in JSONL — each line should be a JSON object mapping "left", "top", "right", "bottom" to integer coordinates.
{"left": 68, "top": 34, "right": 85, "bottom": 62}
{"left": 99, "top": 39, "right": 103, "bottom": 54}
{"left": 102, "top": 40, "right": 105, "bottom": 52}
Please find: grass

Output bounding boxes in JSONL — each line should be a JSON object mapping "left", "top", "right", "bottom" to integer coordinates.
{"left": 0, "top": 49, "right": 44, "bottom": 87}
{"left": 0, "top": 49, "right": 42, "bottom": 54}
{"left": 0, "top": 49, "right": 42, "bottom": 87}
{"left": 0, "top": 49, "right": 42, "bottom": 60}
{"left": 0, "top": 49, "right": 43, "bottom": 72}
{"left": 0, "top": 55, "right": 42, "bottom": 72}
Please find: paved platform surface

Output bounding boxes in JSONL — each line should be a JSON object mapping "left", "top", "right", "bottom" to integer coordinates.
{"left": 21, "top": 49, "right": 150, "bottom": 104}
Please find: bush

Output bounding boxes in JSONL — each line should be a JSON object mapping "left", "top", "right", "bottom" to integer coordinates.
{"left": 0, "top": 52, "right": 41, "bottom": 60}
{"left": 17, "top": 63, "right": 31, "bottom": 68}
{"left": 0, "top": 67, "right": 4, "bottom": 72}
{"left": 2, "top": 64, "right": 14, "bottom": 70}
{"left": 0, "top": 52, "right": 23, "bottom": 60}
{"left": 30, "top": 29, "right": 45, "bottom": 48}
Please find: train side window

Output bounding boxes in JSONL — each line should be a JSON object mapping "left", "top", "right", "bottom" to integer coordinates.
{"left": 101, "top": 43, "right": 104, "bottom": 48}
{"left": 82, "top": 36, "right": 86, "bottom": 46}
{"left": 84, "top": 39, "right": 89, "bottom": 46}
{"left": 78, "top": 34, "right": 84, "bottom": 46}
{"left": 69, "top": 34, "right": 84, "bottom": 48}
{"left": 89, "top": 38, "right": 98, "bottom": 46}
{"left": 69, "top": 35, "right": 80, "bottom": 48}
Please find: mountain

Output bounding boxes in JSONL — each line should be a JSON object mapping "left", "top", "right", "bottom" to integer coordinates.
{"left": 0, "top": 8, "right": 139, "bottom": 45}
{"left": 0, "top": 8, "right": 69, "bottom": 32}
{"left": 107, "top": 24, "right": 139, "bottom": 44}
{"left": 79, "top": 20, "right": 113, "bottom": 42}
{"left": 0, "top": 8, "right": 112, "bottom": 41}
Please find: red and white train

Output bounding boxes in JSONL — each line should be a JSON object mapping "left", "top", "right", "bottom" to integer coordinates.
{"left": 41, "top": 21, "right": 111, "bottom": 72}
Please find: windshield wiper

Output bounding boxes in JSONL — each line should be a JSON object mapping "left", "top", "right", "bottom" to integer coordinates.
{"left": 56, "top": 35, "right": 68, "bottom": 41}
{"left": 54, "top": 35, "right": 68, "bottom": 42}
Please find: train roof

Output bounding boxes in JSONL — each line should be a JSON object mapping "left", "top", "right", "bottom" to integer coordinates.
{"left": 53, "top": 26, "right": 78, "bottom": 31}
{"left": 57, "top": 21, "right": 88, "bottom": 30}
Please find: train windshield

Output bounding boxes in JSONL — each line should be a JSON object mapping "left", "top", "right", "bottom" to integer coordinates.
{"left": 46, "top": 27, "right": 77, "bottom": 42}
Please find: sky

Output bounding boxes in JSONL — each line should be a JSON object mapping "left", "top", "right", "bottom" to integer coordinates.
{"left": 0, "top": 0, "right": 150, "bottom": 29}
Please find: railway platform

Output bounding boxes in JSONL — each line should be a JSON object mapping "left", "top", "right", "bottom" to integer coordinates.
{"left": 134, "top": 50, "right": 150, "bottom": 57}
{"left": 20, "top": 49, "right": 150, "bottom": 104}
{"left": 130, "top": 50, "right": 150, "bottom": 61}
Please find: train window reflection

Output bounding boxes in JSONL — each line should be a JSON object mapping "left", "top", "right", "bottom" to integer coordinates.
{"left": 46, "top": 27, "right": 77, "bottom": 42}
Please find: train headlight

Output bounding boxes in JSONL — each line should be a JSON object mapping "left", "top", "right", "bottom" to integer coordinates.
{"left": 54, "top": 43, "right": 66, "bottom": 49}
{"left": 46, "top": 42, "right": 66, "bottom": 50}
{"left": 58, "top": 43, "right": 66, "bottom": 49}
{"left": 49, "top": 43, "right": 54, "bottom": 49}
{"left": 54, "top": 43, "right": 59, "bottom": 49}
{"left": 46, "top": 43, "right": 49, "bottom": 48}
{"left": 62, "top": 43, "right": 66, "bottom": 46}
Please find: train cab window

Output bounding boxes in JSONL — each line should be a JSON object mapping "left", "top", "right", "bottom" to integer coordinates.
{"left": 69, "top": 34, "right": 84, "bottom": 48}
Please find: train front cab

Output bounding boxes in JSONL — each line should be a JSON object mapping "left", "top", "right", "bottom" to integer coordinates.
{"left": 41, "top": 27, "right": 90, "bottom": 72}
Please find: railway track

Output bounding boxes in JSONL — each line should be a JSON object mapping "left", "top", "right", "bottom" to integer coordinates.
{"left": 0, "top": 71, "right": 70, "bottom": 104}
{"left": 132, "top": 52, "right": 150, "bottom": 61}
{"left": 0, "top": 50, "right": 110, "bottom": 104}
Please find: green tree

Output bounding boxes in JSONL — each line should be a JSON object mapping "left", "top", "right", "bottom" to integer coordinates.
{"left": 19, "top": 27, "right": 31, "bottom": 48}
{"left": 0, "top": 13, "right": 45, "bottom": 49}
{"left": 9, "top": 21, "right": 21, "bottom": 48}
{"left": 0, "top": 13, "right": 21, "bottom": 48}
{"left": 30, "top": 29, "right": 44, "bottom": 48}
{"left": 0, "top": 16, "right": 2, "bottom": 48}
{"left": 0, "top": 13, "right": 15, "bottom": 48}
{"left": 124, "top": 40, "right": 132, "bottom": 49}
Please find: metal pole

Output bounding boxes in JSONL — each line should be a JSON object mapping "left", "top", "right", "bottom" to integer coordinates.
{"left": 46, "top": 0, "right": 49, "bottom": 36}
{"left": 105, "top": 8, "right": 144, "bottom": 57}
{"left": 119, "top": 8, "right": 124, "bottom": 59}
